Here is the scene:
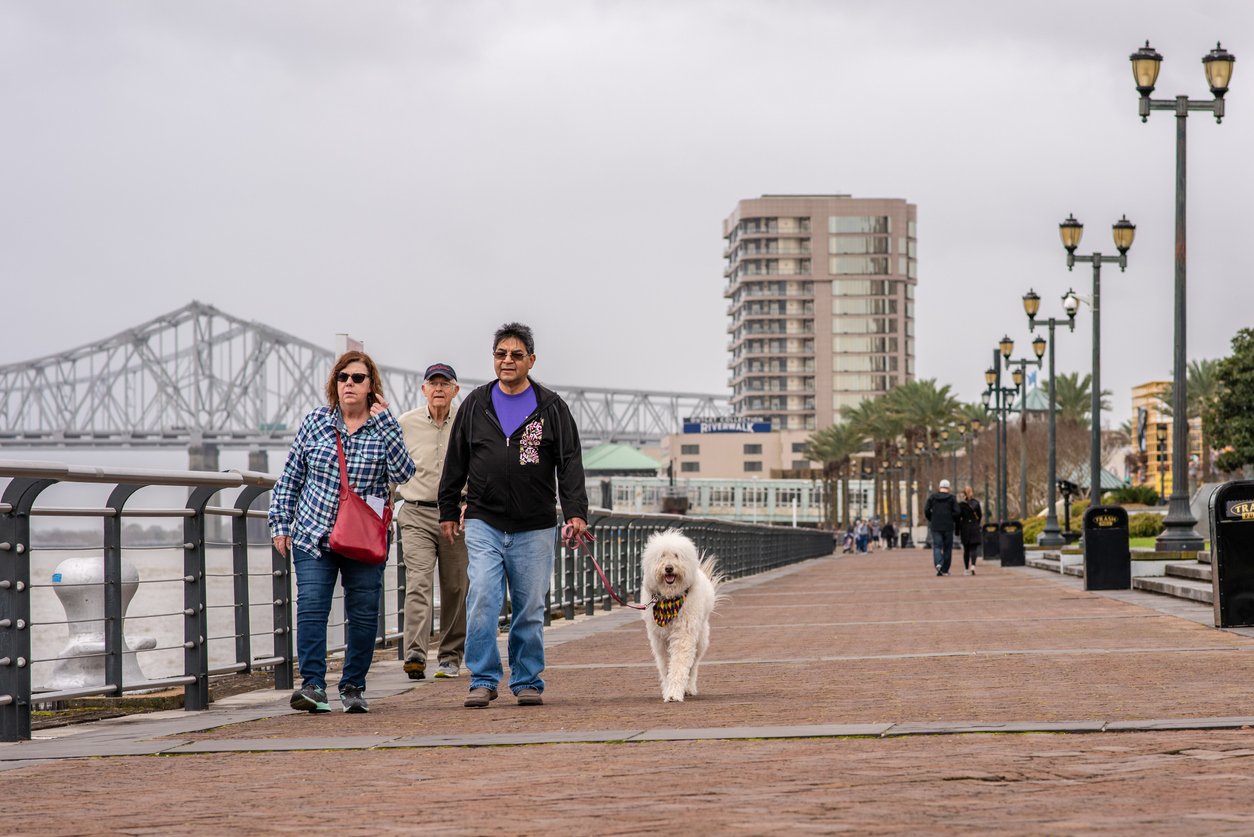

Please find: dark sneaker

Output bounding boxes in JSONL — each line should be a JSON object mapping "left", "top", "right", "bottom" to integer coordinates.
{"left": 464, "top": 686, "right": 498, "bottom": 708}
{"left": 435, "top": 661, "right": 460, "bottom": 679}
{"left": 290, "top": 683, "right": 330, "bottom": 713}
{"left": 515, "top": 688, "right": 543, "bottom": 706}
{"left": 403, "top": 656, "right": 426, "bottom": 681}
{"left": 340, "top": 686, "right": 369, "bottom": 714}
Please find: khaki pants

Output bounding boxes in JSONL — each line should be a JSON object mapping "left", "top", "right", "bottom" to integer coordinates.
{"left": 398, "top": 502, "right": 469, "bottom": 665}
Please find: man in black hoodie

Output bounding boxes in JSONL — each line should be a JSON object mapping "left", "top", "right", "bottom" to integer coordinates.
{"left": 924, "top": 479, "right": 961, "bottom": 576}
{"left": 438, "top": 323, "right": 588, "bottom": 709}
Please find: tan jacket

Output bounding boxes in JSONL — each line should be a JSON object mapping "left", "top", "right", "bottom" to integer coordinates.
{"left": 395, "top": 403, "right": 458, "bottom": 504}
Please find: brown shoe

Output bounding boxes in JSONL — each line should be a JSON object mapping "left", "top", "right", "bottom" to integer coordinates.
{"left": 403, "top": 657, "right": 426, "bottom": 681}
{"left": 515, "top": 688, "right": 543, "bottom": 706}
{"left": 463, "top": 686, "right": 498, "bottom": 708}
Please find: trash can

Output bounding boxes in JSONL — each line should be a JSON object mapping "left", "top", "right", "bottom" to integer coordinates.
{"left": 982, "top": 522, "right": 1001, "bottom": 561}
{"left": 1082, "top": 505, "right": 1131, "bottom": 591}
{"left": 1209, "top": 480, "right": 1254, "bottom": 627}
{"left": 899, "top": 531, "right": 913, "bottom": 549}
{"left": 998, "top": 521, "right": 1025, "bottom": 567}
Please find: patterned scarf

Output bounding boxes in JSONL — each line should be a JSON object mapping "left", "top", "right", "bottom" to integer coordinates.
{"left": 653, "top": 594, "right": 685, "bottom": 627}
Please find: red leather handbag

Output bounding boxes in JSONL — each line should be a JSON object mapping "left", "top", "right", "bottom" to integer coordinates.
{"left": 328, "top": 429, "right": 392, "bottom": 564}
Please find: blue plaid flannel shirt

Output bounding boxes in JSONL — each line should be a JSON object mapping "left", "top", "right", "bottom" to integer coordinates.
{"left": 268, "top": 406, "right": 416, "bottom": 557}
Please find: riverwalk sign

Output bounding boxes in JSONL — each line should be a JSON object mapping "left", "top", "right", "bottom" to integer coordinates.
{"left": 682, "top": 416, "right": 772, "bottom": 434}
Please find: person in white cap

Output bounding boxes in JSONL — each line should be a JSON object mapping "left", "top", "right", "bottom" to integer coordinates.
{"left": 924, "top": 479, "right": 961, "bottom": 576}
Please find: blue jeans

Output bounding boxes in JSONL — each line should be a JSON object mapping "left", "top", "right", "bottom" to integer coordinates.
{"left": 931, "top": 530, "right": 955, "bottom": 573}
{"left": 292, "top": 545, "right": 385, "bottom": 691}
{"left": 463, "top": 519, "right": 556, "bottom": 695}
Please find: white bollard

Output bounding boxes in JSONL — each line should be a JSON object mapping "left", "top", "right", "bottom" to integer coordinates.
{"left": 45, "top": 556, "right": 156, "bottom": 691}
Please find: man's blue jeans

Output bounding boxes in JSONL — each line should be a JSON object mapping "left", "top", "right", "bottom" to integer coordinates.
{"left": 931, "top": 530, "right": 955, "bottom": 574}
{"left": 292, "top": 545, "right": 385, "bottom": 691}
{"left": 463, "top": 519, "right": 556, "bottom": 695}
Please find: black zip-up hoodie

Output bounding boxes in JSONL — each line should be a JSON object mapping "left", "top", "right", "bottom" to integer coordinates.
{"left": 437, "top": 379, "right": 588, "bottom": 533}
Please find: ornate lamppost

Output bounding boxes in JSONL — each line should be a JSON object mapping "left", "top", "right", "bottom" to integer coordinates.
{"left": 1004, "top": 348, "right": 1044, "bottom": 520}
{"left": 1023, "top": 288, "right": 1080, "bottom": 547}
{"left": 984, "top": 338, "right": 1022, "bottom": 524}
{"left": 1131, "top": 40, "right": 1235, "bottom": 551}
{"left": 1058, "top": 213, "right": 1135, "bottom": 508}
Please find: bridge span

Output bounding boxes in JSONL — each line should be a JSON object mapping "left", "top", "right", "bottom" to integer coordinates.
{"left": 0, "top": 301, "right": 728, "bottom": 452}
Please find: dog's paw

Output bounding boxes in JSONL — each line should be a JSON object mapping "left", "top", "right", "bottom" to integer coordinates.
{"left": 662, "top": 687, "right": 685, "bottom": 702}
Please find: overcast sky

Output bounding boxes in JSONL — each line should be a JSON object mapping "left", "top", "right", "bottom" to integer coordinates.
{"left": 2, "top": 0, "right": 1251, "bottom": 443}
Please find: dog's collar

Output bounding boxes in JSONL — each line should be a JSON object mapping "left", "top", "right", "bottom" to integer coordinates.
{"left": 652, "top": 593, "right": 686, "bottom": 627}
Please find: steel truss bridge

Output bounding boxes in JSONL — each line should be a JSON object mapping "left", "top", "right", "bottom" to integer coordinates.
{"left": 0, "top": 302, "right": 729, "bottom": 450}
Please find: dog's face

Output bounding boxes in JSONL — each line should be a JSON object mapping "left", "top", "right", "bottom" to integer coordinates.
{"left": 642, "top": 530, "right": 700, "bottom": 597}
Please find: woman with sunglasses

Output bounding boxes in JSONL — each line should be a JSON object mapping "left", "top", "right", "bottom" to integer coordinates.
{"left": 268, "top": 351, "right": 416, "bottom": 714}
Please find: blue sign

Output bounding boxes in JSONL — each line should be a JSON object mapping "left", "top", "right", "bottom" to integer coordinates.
{"left": 682, "top": 417, "right": 772, "bottom": 434}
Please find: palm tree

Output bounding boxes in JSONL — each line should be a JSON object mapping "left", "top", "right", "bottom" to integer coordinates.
{"left": 1050, "top": 372, "right": 1111, "bottom": 429}
{"left": 1156, "top": 358, "right": 1221, "bottom": 481}
{"left": 842, "top": 397, "right": 904, "bottom": 522}
{"left": 805, "top": 422, "right": 865, "bottom": 529}
{"left": 882, "top": 379, "right": 961, "bottom": 526}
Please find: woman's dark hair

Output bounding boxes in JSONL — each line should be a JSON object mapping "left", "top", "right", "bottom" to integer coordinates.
{"left": 325, "top": 351, "right": 384, "bottom": 409}
{"left": 493, "top": 322, "right": 534, "bottom": 355}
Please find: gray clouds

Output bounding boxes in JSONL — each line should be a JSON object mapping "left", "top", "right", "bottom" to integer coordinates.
{"left": 1, "top": 0, "right": 1250, "bottom": 429}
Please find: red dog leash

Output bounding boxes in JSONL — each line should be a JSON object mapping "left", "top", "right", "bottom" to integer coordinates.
{"left": 561, "top": 524, "right": 652, "bottom": 611}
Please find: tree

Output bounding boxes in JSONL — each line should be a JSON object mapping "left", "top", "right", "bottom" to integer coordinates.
{"left": 1157, "top": 358, "right": 1221, "bottom": 482}
{"left": 805, "top": 422, "right": 865, "bottom": 529}
{"left": 1205, "top": 329, "right": 1254, "bottom": 474}
{"left": 1049, "top": 372, "right": 1112, "bottom": 429}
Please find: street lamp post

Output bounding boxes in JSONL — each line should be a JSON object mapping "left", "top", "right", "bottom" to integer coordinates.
{"left": 1024, "top": 288, "right": 1080, "bottom": 547}
{"left": 1131, "top": 40, "right": 1235, "bottom": 552}
{"left": 984, "top": 340, "right": 1022, "bottom": 524}
{"left": 1004, "top": 353, "right": 1044, "bottom": 520}
{"left": 1058, "top": 213, "right": 1136, "bottom": 507}
{"left": 967, "top": 417, "right": 982, "bottom": 488}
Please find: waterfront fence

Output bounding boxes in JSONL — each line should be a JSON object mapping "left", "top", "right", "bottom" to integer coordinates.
{"left": 0, "top": 461, "right": 834, "bottom": 741}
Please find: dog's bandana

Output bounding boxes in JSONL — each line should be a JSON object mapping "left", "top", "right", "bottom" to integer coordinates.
{"left": 653, "top": 595, "right": 685, "bottom": 627}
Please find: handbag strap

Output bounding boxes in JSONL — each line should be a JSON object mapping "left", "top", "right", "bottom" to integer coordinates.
{"left": 334, "top": 427, "right": 351, "bottom": 494}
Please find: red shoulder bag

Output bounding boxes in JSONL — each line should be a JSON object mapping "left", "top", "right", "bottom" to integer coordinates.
{"left": 328, "top": 429, "right": 392, "bottom": 564}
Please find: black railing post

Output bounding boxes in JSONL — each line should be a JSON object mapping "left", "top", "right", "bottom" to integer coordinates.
{"left": 271, "top": 540, "right": 294, "bottom": 691}
{"left": 183, "top": 486, "right": 217, "bottom": 711}
{"left": 104, "top": 484, "right": 144, "bottom": 696}
{"left": 0, "top": 478, "right": 55, "bottom": 742}
{"left": 232, "top": 485, "right": 269, "bottom": 674}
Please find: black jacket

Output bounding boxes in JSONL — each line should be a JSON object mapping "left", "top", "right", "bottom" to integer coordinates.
{"left": 958, "top": 498, "right": 983, "bottom": 545}
{"left": 924, "top": 491, "right": 961, "bottom": 533}
{"left": 438, "top": 379, "right": 588, "bottom": 533}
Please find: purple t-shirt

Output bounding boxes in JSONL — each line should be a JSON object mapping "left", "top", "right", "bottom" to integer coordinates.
{"left": 491, "top": 382, "right": 538, "bottom": 438}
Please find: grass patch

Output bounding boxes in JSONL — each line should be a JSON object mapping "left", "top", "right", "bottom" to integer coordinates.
{"left": 1129, "top": 536, "right": 1210, "bottom": 550}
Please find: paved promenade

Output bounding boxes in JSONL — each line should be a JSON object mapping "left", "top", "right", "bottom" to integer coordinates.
{"left": 9, "top": 549, "right": 1254, "bottom": 834}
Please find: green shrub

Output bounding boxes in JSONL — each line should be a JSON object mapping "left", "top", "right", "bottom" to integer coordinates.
{"left": 1022, "top": 517, "right": 1046, "bottom": 544}
{"left": 1109, "top": 485, "right": 1159, "bottom": 506}
{"left": 1128, "top": 513, "right": 1165, "bottom": 538}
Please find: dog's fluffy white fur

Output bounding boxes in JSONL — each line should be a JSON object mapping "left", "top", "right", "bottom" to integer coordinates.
{"left": 640, "top": 529, "right": 723, "bottom": 702}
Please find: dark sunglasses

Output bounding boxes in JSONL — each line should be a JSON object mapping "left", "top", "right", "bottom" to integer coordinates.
{"left": 336, "top": 372, "right": 369, "bottom": 384}
{"left": 493, "top": 350, "right": 529, "bottom": 361}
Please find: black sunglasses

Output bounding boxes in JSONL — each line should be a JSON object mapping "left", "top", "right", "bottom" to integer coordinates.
{"left": 337, "top": 372, "right": 369, "bottom": 384}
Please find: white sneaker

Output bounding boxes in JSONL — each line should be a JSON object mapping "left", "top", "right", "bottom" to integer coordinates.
{"left": 964, "top": 569, "right": 972, "bottom": 576}
{"left": 435, "top": 661, "right": 460, "bottom": 679}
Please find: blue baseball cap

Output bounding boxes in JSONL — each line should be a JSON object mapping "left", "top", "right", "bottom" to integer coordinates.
{"left": 423, "top": 363, "right": 457, "bottom": 382}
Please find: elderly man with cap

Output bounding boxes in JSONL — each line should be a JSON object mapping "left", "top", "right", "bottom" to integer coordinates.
{"left": 396, "top": 363, "right": 468, "bottom": 680}
{"left": 924, "top": 478, "right": 961, "bottom": 577}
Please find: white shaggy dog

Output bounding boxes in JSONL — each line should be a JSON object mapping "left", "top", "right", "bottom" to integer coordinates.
{"left": 640, "top": 529, "right": 723, "bottom": 702}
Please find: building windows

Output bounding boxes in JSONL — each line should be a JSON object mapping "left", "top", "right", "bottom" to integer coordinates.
{"left": 828, "top": 237, "right": 890, "bottom": 255}
{"left": 832, "top": 279, "right": 895, "bottom": 296}
{"left": 744, "top": 461, "right": 763, "bottom": 473}
{"left": 831, "top": 317, "right": 897, "bottom": 335}
{"left": 791, "top": 442, "right": 808, "bottom": 453}
{"left": 681, "top": 444, "right": 700, "bottom": 455}
{"left": 743, "top": 443, "right": 763, "bottom": 455}
{"left": 680, "top": 462, "right": 700, "bottom": 473}
{"left": 834, "top": 355, "right": 898, "bottom": 372}
{"left": 828, "top": 216, "right": 891, "bottom": 234}
{"left": 791, "top": 460, "right": 811, "bottom": 470}
{"left": 833, "top": 298, "right": 898, "bottom": 315}
{"left": 829, "top": 256, "right": 890, "bottom": 275}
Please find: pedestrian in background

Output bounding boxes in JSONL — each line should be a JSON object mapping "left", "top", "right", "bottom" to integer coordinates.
{"left": 924, "top": 479, "right": 961, "bottom": 577}
{"left": 269, "top": 351, "right": 416, "bottom": 714}
{"left": 881, "top": 520, "right": 896, "bottom": 550}
{"left": 958, "top": 485, "right": 983, "bottom": 576}
{"left": 438, "top": 323, "right": 588, "bottom": 709}
{"left": 396, "top": 363, "right": 468, "bottom": 681}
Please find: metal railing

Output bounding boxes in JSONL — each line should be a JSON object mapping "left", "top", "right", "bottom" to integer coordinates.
{"left": 0, "top": 460, "right": 834, "bottom": 741}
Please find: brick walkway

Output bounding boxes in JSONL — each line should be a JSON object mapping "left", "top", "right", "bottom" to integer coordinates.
{"left": 8, "top": 549, "right": 1254, "bottom": 834}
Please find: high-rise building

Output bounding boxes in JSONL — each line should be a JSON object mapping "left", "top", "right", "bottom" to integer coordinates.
{"left": 724, "top": 194, "right": 917, "bottom": 430}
